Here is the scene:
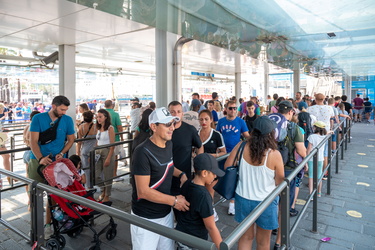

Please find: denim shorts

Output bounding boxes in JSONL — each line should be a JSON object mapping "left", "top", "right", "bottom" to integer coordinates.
{"left": 235, "top": 193, "right": 279, "bottom": 230}
{"left": 323, "top": 142, "right": 328, "bottom": 157}
{"left": 331, "top": 131, "right": 337, "bottom": 142}
{"left": 23, "top": 150, "right": 31, "bottom": 164}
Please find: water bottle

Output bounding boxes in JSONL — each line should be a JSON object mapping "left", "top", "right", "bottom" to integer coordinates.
{"left": 52, "top": 210, "right": 64, "bottom": 222}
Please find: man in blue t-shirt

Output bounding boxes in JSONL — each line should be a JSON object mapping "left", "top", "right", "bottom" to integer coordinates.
{"left": 28, "top": 95, "right": 75, "bottom": 239}
{"left": 216, "top": 100, "right": 249, "bottom": 215}
{"left": 216, "top": 101, "right": 250, "bottom": 153}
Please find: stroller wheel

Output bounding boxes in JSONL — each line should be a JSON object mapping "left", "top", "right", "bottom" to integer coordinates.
{"left": 56, "top": 235, "right": 66, "bottom": 248}
{"left": 106, "top": 228, "right": 117, "bottom": 241}
{"left": 46, "top": 238, "right": 61, "bottom": 250}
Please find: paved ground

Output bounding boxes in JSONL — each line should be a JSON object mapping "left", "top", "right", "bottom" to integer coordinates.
{"left": 1, "top": 122, "right": 375, "bottom": 249}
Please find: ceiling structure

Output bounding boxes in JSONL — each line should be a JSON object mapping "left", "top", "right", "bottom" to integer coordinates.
{"left": 0, "top": 0, "right": 374, "bottom": 77}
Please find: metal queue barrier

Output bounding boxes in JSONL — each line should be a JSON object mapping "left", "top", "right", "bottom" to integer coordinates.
{"left": 0, "top": 117, "right": 352, "bottom": 249}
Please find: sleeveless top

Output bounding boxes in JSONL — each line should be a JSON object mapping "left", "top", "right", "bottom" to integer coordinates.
{"left": 96, "top": 125, "right": 113, "bottom": 146}
{"left": 236, "top": 149, "right": 276, "bottom": 201}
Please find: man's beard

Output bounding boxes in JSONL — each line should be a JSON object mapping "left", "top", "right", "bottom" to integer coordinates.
{"left": 53, "top": 109, "right": 61, "bottom": 118}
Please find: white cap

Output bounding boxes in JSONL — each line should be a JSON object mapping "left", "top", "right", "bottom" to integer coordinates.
{"left": 149, "top": 107, "right": 180, "bottom": 125}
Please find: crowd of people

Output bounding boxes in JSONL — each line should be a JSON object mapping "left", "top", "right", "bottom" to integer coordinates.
{"left": 5, "top": 90, "right": 372, "bottom": 249}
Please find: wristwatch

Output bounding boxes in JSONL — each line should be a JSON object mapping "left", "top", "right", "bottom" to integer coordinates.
{"left": 179, "top": 172, "right": 186, "bottom": 178}
{"left": 59, "top": 152, "right": 64, "bottom": 156}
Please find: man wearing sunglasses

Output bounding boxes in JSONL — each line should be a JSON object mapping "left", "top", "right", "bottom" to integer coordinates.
{"left": 216, "top": 100, "right": 250, "bottom": 215}
{"left": 131, "top": 107, "right": 190, "bottom": 250}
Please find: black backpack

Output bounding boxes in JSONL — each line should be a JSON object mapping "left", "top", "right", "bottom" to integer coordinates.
{"left": 297, "top": 112, "right": 313, "bottom": 141}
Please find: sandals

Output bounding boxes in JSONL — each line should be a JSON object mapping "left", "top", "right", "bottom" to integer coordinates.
{"left": 318, "top": 193, "right": 322, "bottom": 198}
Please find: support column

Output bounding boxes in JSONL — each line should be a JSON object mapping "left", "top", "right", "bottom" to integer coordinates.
{"left": 235, "top": 54, "right": 241, "bottom": 102}
{"left": 293, "top": 62, "right": 300, "bottom": 95}
{"left": 58, "top": 45, "right": 76, "bottom": 122}
{"left": 155, "top": 29, "right": 177, "bottom": 107}
{"left": 264, "top": 61, "right": 269, "bottom": 102}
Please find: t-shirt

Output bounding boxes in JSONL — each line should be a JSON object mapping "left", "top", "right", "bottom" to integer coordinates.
{"left": 171, "top": 122, "right": 202, "bottom": 194}
{"left": 15, "top": 107, "right": 23, "bottom": 117}
{"left": 131, "top": 139, "right": 174, "bottom": 219}
{"left": 307, "top": 105, "right": 334, "bottom": 129}
{"left": 364, "top": 101, "right": 372, "bottom": 113}
{"left": 243, "top": 114, "right": 259, "bottom": 133}
{"left": 106, "top": 108, "right": 122, "bottom": 142}
{"left": 29, "top": 112, "right": 75, "bottom": 159}
{"left": 211, "top": 110, "right": 218, "bottom": 122}
{"left": 130, "top": 108, "right": 141, "bottom": 131}
{"left": 352, "top": 97, "right": 364, "bottom": 110}
{"left": 216, "top": 117, "right": 248, "bottom": 153}
{"left": 199, "top": 129, "right": 225, "bottom": 154}
{"left": 269, "top": 100, "right": 277, "bottom": 109}
{"left": 307, "top": 134, "right": 326, "bottom": 161}
{"left": 182, "top": 111, "right": 200, "bottom": 131}
{"left": 175, "top": 180, "right": 213, "bottom": 240}
{"left": 342, "top": 102, "right": 352, "bottom": 114}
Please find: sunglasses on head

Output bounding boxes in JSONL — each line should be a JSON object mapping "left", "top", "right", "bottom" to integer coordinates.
{"left": 156, "top": 121, "right": 176, "bottom": 128}
{"left": 228, "top": 107, "right": 237, "bottom": 111}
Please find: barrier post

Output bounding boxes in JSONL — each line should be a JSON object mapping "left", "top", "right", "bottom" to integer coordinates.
{"left": 312, "top": 153, "right": 318, "bottom": 233}
{"left": 335, "top": 143, "right": 339, "bottom": 174}
{"left": 30, "top": 181, "right": 45, "bottom": 247}
{"left": 327, "top": 137, "right": 332, "bottom": 195}
{"left": 347, "top": 119, "right": 351, "bottom": 143}
{"left": 280, "top": 181, "right": 290, "bottom": 248}
{"left": 89, "top": 150, "right": 95, "bottom": 189}
{"left": 9, "top": 136, "right": 15, "bottom": 186}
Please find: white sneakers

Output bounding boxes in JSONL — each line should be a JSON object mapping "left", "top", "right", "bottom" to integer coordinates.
{"left": 213, "top": 208, "right": 219, "bottom": 222}
{"left": 228, "top": 202, "right": 235, "bottom": 215}
{"left": 44, "top": 223, "right": 53, "bottom": 240}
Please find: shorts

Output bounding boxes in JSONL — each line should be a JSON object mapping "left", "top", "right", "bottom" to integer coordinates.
{"left": 114, "top": 145, "right": 122, "bottom": 156}
{"left": 353, "top": 109, "right": 363, "bottom": 115}
{"left": 235, "top": 193, "right": 279, "bottom": 230}
{"left": 27, "top": 159, "right": 45, "bottom": 183}
{"left": 131, "top": 210, "right": 174, "bottom": 250}
{"left": 295, "top": 174, "right": 304, "bottom": 188}
{"left": 331, "top": 131, "right": 337, "bottom": 142}
{"left": 308, "top": 161, "right": 323, "bottom": 179}
{"left": 23, "top": 150, "right": 31, "bottom": 164}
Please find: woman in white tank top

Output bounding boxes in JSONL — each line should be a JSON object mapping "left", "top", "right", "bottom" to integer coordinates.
{"left": 224, "top": 116, "right": 284, "bottom": 250}
{"left": 95, "top": 109, "right": 115, "bottom": 202}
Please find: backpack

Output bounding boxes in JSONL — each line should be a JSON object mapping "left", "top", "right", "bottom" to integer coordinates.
{"left": 297, "top": 112, "right": 313, "bottom": 141}
{"left": 268, "top": 113, "right": 297, "bottom": 167}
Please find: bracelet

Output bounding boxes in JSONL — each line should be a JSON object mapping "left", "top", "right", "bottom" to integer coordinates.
{"left": 172, "top": 196, "right": 178, "bottom": 207}
{"left": 38, "top": 157, "right": 43, "bottom": 163}
{"left": 179, "top": 172, "right": 186, "bottom": 178}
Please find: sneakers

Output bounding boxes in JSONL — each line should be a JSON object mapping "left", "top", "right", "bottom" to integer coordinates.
{"left": 228, "top": 202, "right": 235, "bottom": 215}
{"left": 322, "top": 175, "right": 328, "bottom": 180}
{"left": 290, "top": 208, "right": 299, "bottom": 217}
{"left": 213, "top": 208, "right": 219, "bottom": 222}
{"left": 44, "top": 223, "right": 53, "bottom": 240}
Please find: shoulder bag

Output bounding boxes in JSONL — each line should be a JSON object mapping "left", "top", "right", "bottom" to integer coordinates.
{"left": 39, "top": 117, "right": 61, "bottom": 145}
{"left": 214, "top": 141, "right": 246, "bottom": 200}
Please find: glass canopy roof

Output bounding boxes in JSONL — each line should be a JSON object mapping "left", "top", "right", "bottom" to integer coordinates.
{"left": 71, "top": 0, "right": 375, "bottom": 77}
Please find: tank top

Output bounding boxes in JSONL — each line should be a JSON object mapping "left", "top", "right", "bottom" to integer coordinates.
{"left": 96, "top": 126, "right": 113, "bottom": 146}
{"left": 236, "top": 149, "right": 276, "bottom": 201}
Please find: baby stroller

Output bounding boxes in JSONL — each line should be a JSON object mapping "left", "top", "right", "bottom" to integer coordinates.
{"left": 39, "top": 158, "right": 117, "bottom": 250}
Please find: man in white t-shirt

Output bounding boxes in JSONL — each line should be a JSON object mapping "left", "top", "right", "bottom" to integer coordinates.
{"left": 307, "top": 93, "right": 334, "bottom": 178}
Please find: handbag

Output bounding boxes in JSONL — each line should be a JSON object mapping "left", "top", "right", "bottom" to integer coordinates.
{"left": 39, "top": 117, "right": 61, "bottom": 145}
{"left": 213, "top": 141, "right": 246, "bottom": 200}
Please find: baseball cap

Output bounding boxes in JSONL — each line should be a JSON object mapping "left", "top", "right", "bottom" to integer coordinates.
{"left": 148, "top": 107, "right": 180, "bottom": 125}
{"left": 191, "top": 99, "right": 201, "bottom": 107}
{"left": 298, "top": 101, "right": 308, "bottom": 111}
{"left": 131, "top": 97, "right": 139, "bottom": 102}
{"left": 193, "top": 153, "right": 225, "bottom": 177}
{"left": 314, "top": 121, "right": 326, "bottom": 128}
{"left": 278, "top": 100, "right": 293, "bottom": 110}
{"left": 253, "top": 116, "right": 277, "bottom": 135}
